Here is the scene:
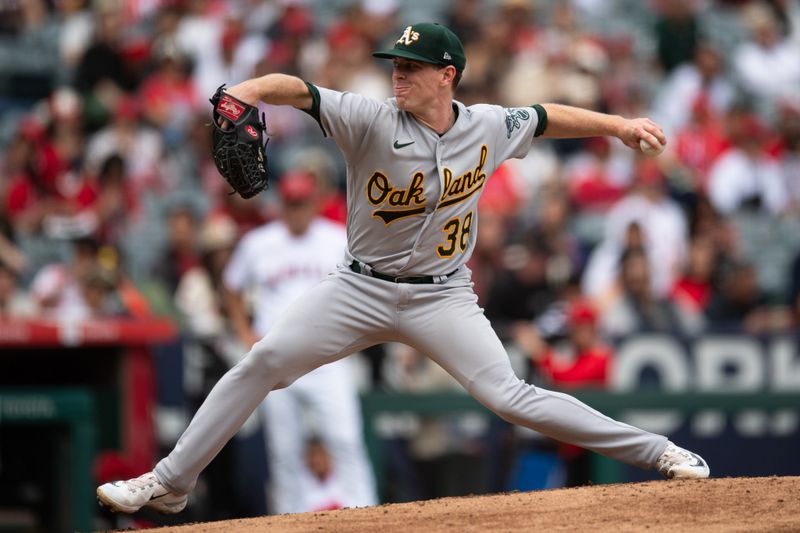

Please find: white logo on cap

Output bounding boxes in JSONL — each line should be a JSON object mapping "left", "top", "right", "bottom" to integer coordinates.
{"left": 397, "top": 26, "right": 420, "bottom": 45}
{"left": 443, "top": 52, "right": 452, "bottom": 60}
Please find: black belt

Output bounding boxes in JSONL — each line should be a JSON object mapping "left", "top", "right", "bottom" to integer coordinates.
{"left": 349, "top": 261, "right": 456, "bottom": 284}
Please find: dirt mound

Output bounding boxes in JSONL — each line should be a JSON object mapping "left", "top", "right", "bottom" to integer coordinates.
{"left": 150, "top": 476, "right": 799, "bottom": 532}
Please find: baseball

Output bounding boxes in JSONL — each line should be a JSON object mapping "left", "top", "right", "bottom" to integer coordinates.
{"left": 640, "top": 138, "right": 665, "bottom": 156}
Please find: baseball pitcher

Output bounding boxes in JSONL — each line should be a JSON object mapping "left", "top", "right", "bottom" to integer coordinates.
{"left": 98, "top": 22, "right": 709, "bottom": 515}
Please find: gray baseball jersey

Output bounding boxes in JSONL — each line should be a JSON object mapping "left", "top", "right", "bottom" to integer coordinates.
{"left": 154, "top": 85, "right": 669, "bottom": 497}
{"left": 310, "top": 84, "right": 544, "bottom": 276}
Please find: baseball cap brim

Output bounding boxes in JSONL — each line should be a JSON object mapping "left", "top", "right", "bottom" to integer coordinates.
{"left": 372, "top": 49, "right": 447, "bottom": 67}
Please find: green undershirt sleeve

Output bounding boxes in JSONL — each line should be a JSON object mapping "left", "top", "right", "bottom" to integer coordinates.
{"left": 532, "top": 104, "right": 548, "bottom": 137}
{"left": 301, "top": 81, "right": 326, "bottom": 136}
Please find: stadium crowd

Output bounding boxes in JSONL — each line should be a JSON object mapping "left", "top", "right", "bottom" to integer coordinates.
{"left": 1, "top": 0, "right": 800, "bottom": 525}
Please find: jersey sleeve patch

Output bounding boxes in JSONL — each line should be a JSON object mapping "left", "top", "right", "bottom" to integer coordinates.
{"left": 301, "top": 81, "right": 326, "bottom": 136}
{"left": 504, "top": 107, "right": 531, "bottom": 139}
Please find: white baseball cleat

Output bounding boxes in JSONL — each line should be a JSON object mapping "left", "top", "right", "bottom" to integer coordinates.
{"left": 656, "top": 441, "right": 710, "bottom": 479}
{"left": 97, "top": 471, "right": 187, "bottom": 514}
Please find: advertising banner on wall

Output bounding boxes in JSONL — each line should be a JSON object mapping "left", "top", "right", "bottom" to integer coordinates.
{"left": 610, "top": 333, "right": 800, "bottom": 479}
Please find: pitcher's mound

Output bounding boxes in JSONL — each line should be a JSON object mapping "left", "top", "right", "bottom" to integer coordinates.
{"left": 151, "top": 476, "right": 799, "bottom": 532}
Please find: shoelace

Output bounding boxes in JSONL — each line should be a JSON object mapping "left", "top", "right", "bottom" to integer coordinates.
{"left": 658, "top": 446, "right": 692, "bottom": 470}
{"left": 127, "top": 473, "right": 159, "bottom": 492}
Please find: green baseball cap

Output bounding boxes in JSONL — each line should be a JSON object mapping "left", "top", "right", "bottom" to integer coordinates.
{"left": 373, "top": 22, "right": 466, "bottom": 73}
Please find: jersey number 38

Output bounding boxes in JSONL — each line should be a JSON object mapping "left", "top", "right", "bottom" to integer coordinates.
{"left": 436, "top": 211, "right": 474, "bottom": 258}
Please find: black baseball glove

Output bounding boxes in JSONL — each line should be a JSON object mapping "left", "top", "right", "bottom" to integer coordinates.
{"left": 209, "top": 84, "right": 269, "bottom": 199}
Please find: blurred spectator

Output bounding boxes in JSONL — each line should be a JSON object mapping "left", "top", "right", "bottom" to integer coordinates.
{"left": 523, "top": 273, "right": 586, "bottom": 347}
{"left": 653, "top": 0, "right": 700, "bottom": 73}
{"left": 357, "top": 0, "right": 400, "bottom": 50}
{"left": 209, "top": 188, "right": 270, "bottom": 237}
{"left": 174, "top": 213, "right": 240, "bottom": 363}
{"left": 532, "top": 300, "right": 611, "bottom": 389}
{"left": 493, "top": 141, "right": 561, "bottom": 219}
{"left": 732, "top": 2, "right": 800, "bottom": 107}
{"left": 100, "top": 244, "right": 151, "bottom": 319}
{"left": 705, "top": 259, "right": 775, "bottom": 333}
{"left": 73, "top": 5, "right": 138, "bottom": 127}
{"left": 484, "top": 233, "right": 560, "bottom": 379}
{"left": 4, "top": 99, "right": 100, "bottom": 241}
{"left": 160, "top": 111, "right": 221, "bottom": 205}
{"left": 444, "top": 0, "right": 483, "bottom": 47}
{"left": 317, "top": 15, "right": 392, "bottom": 100}
{"left": 582, "top": 220, "right": 645, "bottom": 309}
{"left": 537, "top": 0, "right": 585, "bottom": 59}
{"left": 489, "top": 2, "right": 546, "bottom": 106}
{"left": 42, "top": 85, "right": 87, "bottom": 182}
{"left": 668, "top": 234, "right": 717, "bottom": 329}
{"left": 707, "top": 111, "right": 787, "bottom": 216}
{"left": 583, "top": 160, "right": 688, "bottom": 300}
{"left": 84, "top": 95, "right": 164, "bottom": 193}
{"left": 80, "top": 263, "right": 126, "bottom": 318}
{"left": 498, "top": 0, "right": 539, "bottom": 54}
{"left": 458, "top": 14, "right": 510, "bottom": 104}
{"left": 139, "top": 41, "right": 201, "bottom": 147}
{"left": 56, "top": 0, "right": 94, "bottom": 71}
{"left": 29, "top": 236, "right": 100, "bottom": 320}
{"left": 652, "top": 43, "right": 736, "bottom": 136}
{"left": 182, "top": 8, "right": 267, "bottom": 98}
{"left": 174, "top": 0, "right": 226, "bottom": 67}
{"left": 241, "top": 0, "right": 281, "bottom": 35}
{"left": 295, "top": 150, "right": 349, "bottom": 225}
{"left": 0, "top": 258, "right": 37, "bottom": 318}
{"left": 4, "top": 118, "right": 65, "bottom": 236}
{"left": 485, "top": 241, "right": 556, "bottom": 343}
{"left": 563, "top": 136, "right": 631, "bottom": 212}
{"left": 502, "top": 0, "right": 608, "bottom": 110}
{"left": 528, "top": 185, "right": 582, "bottom": 286}
{"left": 299, "top": 437, "right": 348, "bottom": 512}
{"left": 686, "top": 193, "right": 740, "bottom": 260}
{"left": 152, "top": 204, "right": 202, "bottom": 297}
{"left": 662, "top": 94, "right": 729, "bottom": 194}
{"left": 600, "top": 34, "right": 649, "bottom": 120}
{"left": 264, "top": 1, "right": 315, "bottom": 76}
{"left": 149, "top": 5, "right": 187, "bottom": 59}
{"left": 80, "top": 154, "right": 138, "bottom": 245}
{"left": 598, "top": 246, "right": 701, "bottom": 338}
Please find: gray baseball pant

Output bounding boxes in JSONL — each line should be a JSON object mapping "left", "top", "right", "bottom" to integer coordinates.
{"left": 155, "top": 266, "right": 667, "bottom": 494}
